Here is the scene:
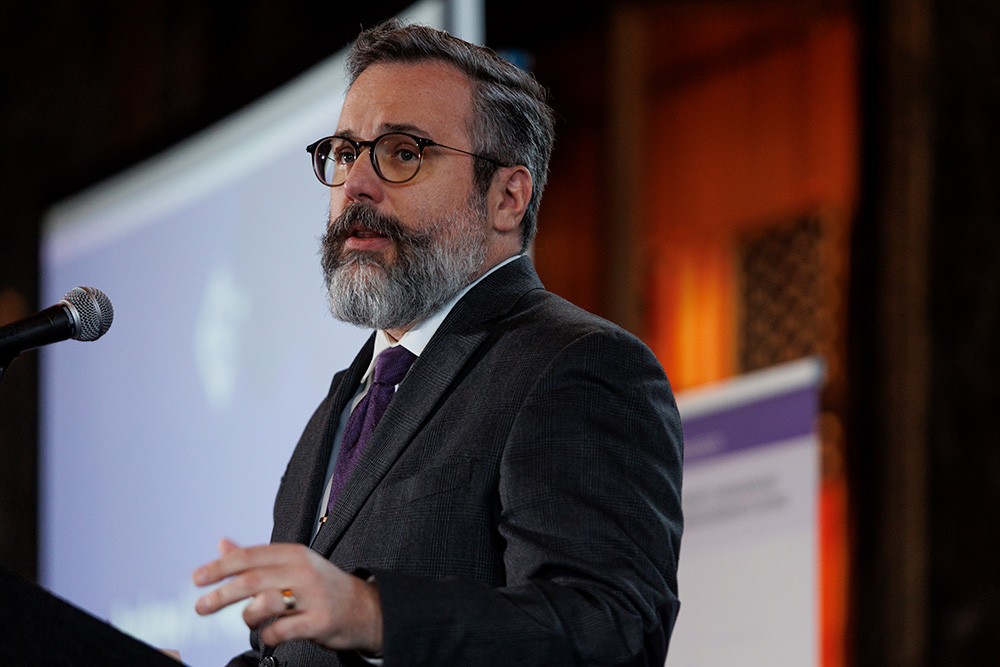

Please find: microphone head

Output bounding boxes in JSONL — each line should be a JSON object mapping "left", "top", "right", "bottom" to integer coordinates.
{"left": 62, "top": 286, "right": 114, "bottom": 341}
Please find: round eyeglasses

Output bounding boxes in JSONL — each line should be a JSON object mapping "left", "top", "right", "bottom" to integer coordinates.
{"left": 305, "top": 132, "right": 507, "bottom": 187}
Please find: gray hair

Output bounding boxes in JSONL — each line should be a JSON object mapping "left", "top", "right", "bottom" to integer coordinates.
{"left": 345, "top": 19, "right": 555, "bottom": 250}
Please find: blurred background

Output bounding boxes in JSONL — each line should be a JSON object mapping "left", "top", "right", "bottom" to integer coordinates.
{"left": 1, "top": 0, "right": 997, "bottom": 665}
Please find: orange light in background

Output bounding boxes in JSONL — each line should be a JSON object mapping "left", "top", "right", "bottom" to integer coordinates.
{"left": 533, "top": 6, "right": 857, "bottom": 664}
{"left": 649, "top": 235, "right": 737, "bottom": 391}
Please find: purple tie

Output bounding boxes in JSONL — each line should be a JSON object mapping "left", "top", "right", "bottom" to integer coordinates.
{"left": 326, "top": 345, "right": 417, "bottom": 511}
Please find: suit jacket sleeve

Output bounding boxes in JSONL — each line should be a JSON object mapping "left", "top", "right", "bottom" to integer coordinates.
{"left": 370, "top": 327, "right": 683, "bottom": 667}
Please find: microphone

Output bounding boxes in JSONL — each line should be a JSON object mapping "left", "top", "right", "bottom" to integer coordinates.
{"left": 0, "top": 287, "right": 114, "bottom": 362}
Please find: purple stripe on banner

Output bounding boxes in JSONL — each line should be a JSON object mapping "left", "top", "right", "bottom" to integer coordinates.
{"left": 682, "top": 387, "right": 819, "bottom": 465}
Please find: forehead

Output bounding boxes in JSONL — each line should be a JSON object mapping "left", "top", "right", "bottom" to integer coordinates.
{"left": 338, "top": 61, "right": 474, "bottom": 143}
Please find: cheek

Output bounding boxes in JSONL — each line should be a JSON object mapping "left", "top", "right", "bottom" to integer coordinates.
{"left": 406, "top": 181, "right": 474, "bottom": 227}
{"left": 329, "top": 189, "right": 346, "bottom": 217}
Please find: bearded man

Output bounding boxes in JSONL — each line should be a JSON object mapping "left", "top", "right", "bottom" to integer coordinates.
{"left": 194, "top": 19, "right": 683, "bottom": 667}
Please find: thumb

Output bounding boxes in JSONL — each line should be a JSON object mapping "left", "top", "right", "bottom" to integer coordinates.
{"left": 218, "top": 537, "right": 242, "bottom": 555}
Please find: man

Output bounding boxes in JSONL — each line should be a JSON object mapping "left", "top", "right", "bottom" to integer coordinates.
{"left": 194, "top": 19, "right": 683, "bottom": 667}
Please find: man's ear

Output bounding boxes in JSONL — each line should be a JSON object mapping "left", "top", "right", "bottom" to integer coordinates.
{"left": 490, "top": 166, "right": 532, "bottom": 235}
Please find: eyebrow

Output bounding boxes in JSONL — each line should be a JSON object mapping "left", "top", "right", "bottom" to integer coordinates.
{"left": 336, "top": 122, "right": 431, "bottom": 141}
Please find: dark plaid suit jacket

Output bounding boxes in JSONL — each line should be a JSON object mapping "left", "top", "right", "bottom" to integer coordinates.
{"left": 229, "top": 256, "right": 683, "bottom": 667}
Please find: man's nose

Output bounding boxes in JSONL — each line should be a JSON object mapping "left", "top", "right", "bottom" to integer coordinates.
{"left": 342, "top": 148, "right": 384, "bottom": 203}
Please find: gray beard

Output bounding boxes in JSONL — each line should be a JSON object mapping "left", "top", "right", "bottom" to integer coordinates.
{"left": 320, "top": 200, "right": 488, "bottom": 331}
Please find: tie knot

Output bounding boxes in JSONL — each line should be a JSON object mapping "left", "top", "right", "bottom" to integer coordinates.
{"left": 373, "top": 345, "right": 417, "bottom": 387}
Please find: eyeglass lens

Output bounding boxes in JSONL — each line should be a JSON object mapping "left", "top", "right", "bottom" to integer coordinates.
{"left": 314, "top": 134, "right": 424, "bottom": 186}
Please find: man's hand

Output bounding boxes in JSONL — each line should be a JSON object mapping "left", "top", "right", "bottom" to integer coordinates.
{"left": 193, "top": 539, "right": 383, "bottom": 654}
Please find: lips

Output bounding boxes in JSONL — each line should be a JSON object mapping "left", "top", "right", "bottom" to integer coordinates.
{"left": 342, "top": 222, "right": 393, "bottom": 253}
{"left": 349, "top": 225, "right": 387, "bottom": 240}
{"left": 331, "top": 204, "right": 398, "bottom": 241}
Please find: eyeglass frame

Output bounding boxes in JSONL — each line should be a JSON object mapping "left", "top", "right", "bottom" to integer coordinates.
{"left": 305, "top": 131, "right": 509, "bottom": 187}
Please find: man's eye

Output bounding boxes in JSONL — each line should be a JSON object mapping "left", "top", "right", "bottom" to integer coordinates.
{"left": 333, "top": 149, "right": 357, "bottom": 165}
{"left": 384, "top": 139, "right": 420, "bottom": 162}
{"left": 395, "top": 148, "right": 419, "bottom": 162}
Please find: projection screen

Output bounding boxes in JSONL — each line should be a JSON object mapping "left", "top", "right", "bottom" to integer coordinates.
{"left": 39, "top": 2, "right": 447, "bottom": 665}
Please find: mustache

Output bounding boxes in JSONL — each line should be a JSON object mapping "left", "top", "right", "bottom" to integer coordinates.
{"left": 325, "top": 203, "right": 409, "bottom": 244}
{"left": 321, "top": 203, "right": 433, "bottom": 275}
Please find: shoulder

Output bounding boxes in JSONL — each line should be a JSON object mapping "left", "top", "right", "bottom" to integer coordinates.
{"left": 501, "top": 287, "right": 661, "bottom": 368}
{"left": 483, "top": 258, "right": 647, "bottom": 346}
{"left": 443, "top": 256, "right": 669, "bottom": 387}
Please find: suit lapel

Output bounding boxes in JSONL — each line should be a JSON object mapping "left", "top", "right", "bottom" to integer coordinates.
{"left": 311, "top": 256, "right": 544, "bottom": 556}
{"left": 276, "top": 333, "right": 375, "bottom": 546}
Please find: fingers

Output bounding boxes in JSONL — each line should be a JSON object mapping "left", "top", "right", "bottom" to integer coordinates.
{"left": 195, "top": 564, "right": 288, "bottom": 615}
{"left": 191, "top": 540, "right": 384, "bottom": 653}
{"left": 260, "top": 610, "right": 321, "bottom": 647}
{"left": 242, "top": 587, "right": 296, "bottom": 628}
{"left": 194, "top": 542, "right": 306, "bottom": 586}
{"left": 193, "top": 542, "right": 315, "bottom": 615}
